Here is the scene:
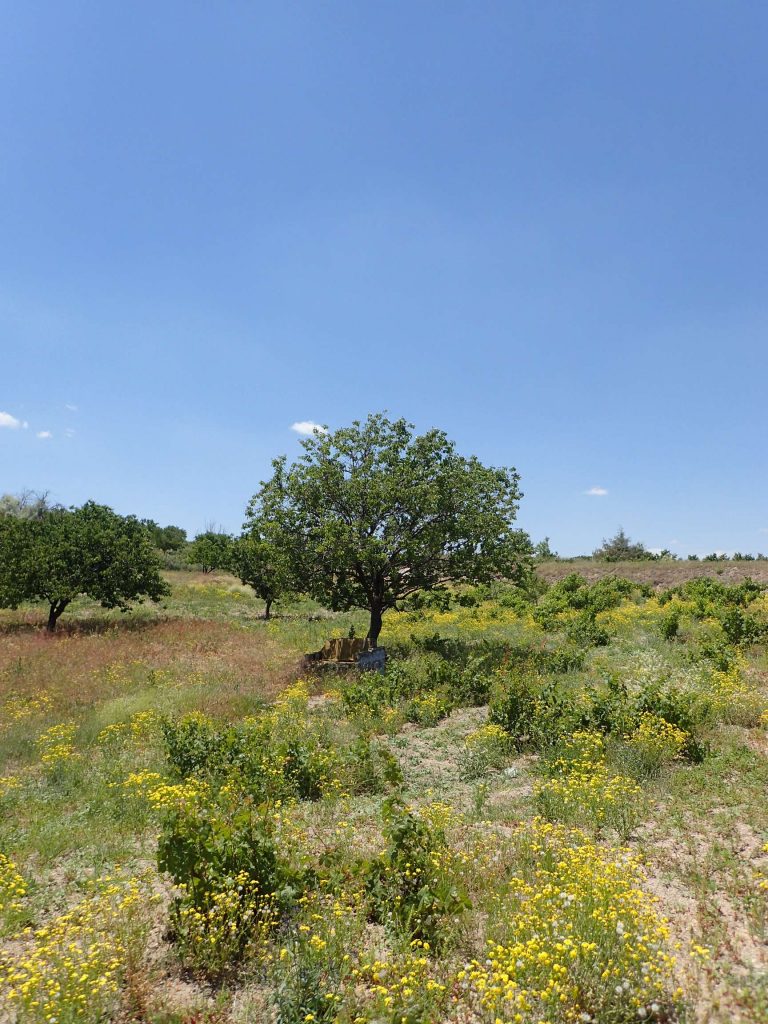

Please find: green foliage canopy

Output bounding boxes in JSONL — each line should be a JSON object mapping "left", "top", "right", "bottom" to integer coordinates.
{"left": 0, "top": 501, "right": 169, "bottom": 630}
{"left": 186, "top": 531, "right": 233, "bottom": 573}
{"left": 229, "top": 534, "right": 295, "bottom": 619}
{"left": 141, "top": 519, "right": 188, "bottom": 552}
{"left": 245, "top": 413, "right": 531, "bottom": 644}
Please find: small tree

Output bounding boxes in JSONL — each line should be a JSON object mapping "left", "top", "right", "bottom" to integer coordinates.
{"left": 593, "top": 528, "right": 651, "bottom": 562}
{"left": 158, "top": 525, "right": 187, "bottom": 552}
{"left": 0, "top": 489, "right": 52, "bottom": 520}
{"left": 141, "top": 520, "right": 188, "bottom": 553}
{"left": 0, "top": 501, "right": 170, "bottom": 631}
{"left": 186, "top": 531, "right": 233, "bottom": 573}
{"left": 246, "top": 413, "right": 532, "bottom": 646}
{"left": 229, "top": 534, "right": 295, "bottom": 619}
{"left": 533, "top": 537, "right": 557, "bottom": 560}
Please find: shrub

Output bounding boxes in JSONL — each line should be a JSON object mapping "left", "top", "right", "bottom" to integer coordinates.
{"left": 660, "top": 577, "right": 764, "bottom": 619}
{"left": 460, "top": 818, "right": 682, "bottom": 1022}
{"left": 340, "top": 664, "right": 423, "bottom": 718}
{"left": 532, "top": 575, "right": 647, "bottom": 634}
{"left": 364, "top": 798, "right": 469, "bottom": 949}
{"left": 442, "top": 663, "right": 494, "bottom": 706}
{"left": 622, "top": 713, "right": 688, "bottom": 779}
{"left": 459, "top": 723, "right": 513, "bottom": 780}
{"left": 542, "top": 642, "right": 587, "bottom": 673}
{"left": 633, "top": 682, "right": 711, "bottom": 762}
{"left": 658, "top": 606, "right": 682, "bottom": 640}
{"left": 161, "top": 712, "right": 234, "bottom": 781}
{"left": 536, "top": 732, "right": 644, "bottom": 837}
{"left": 489, "top": 676, "right": 588, "bottom": 751}
{"left": 158, "top": 797, "right": 299, "bottom": 979}
{"left": 563, "top": 610, "right": 612, "bottom": 648}
{"left": 718, "top": 606, "right": 766, "bottom": 646}
{"left": 172, "top": 872, "right": 277, "bottom": 981}
{"left": 339, "top": 736, "right": 403, "bottom": 794}
{"left": 158, "top": 800, "right": 289, "bottom": 911}
{"left": 488, "top": 676, "right": 542, "bottom": 745}
{"left": 161, "top": 684, "right": 399, "bottom": 804}
{"left": 403, "top": 588, "right": 454, "bottom": 612}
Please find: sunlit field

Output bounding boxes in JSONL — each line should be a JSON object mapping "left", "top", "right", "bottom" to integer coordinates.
{"left": 1, "top": 569, "right": 767, "bottom": 1023}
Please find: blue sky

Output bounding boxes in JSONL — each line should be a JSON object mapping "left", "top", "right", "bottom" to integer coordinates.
{"left": 2, "top": 1, "right": 767, "bottom": 556}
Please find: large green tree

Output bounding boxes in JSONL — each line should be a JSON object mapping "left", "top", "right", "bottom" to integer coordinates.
{"left": 229, "top": 534, "right": 295, "bottom": 619}
{"left": 0, "top": 501, "right": 170, "bottom": 631}
{"left": 245, "top": 413, "right": 532, "bottom": 645}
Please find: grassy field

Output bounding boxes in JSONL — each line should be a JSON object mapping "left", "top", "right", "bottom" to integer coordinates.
{"left": 0, "top": 569, "right": 767, "bottom": 1023}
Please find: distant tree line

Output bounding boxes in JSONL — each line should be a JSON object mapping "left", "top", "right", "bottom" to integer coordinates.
{"left": 530, "top": 527, "right": 768, "bottom": 563}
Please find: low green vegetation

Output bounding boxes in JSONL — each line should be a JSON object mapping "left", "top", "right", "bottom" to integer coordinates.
{"left": 0, "top": 569, "right": 766, "bottom": 1021}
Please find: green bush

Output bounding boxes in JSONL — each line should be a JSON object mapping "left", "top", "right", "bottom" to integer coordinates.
{"left": 158, "top": 801, "right": 288, "bottom": 910}
{"left": 161, "top": 714, "right": 237, "bottom": 781}
{"left": 563, "top": 611, "right": 611, "bottom": 648}
{"left": 488, "top": 676, "right": 587, "bottom": 750}
{"left": 660, "top": 577, "right": 764, "bottom": 618}
{"left": 633, "top": 683, "right": 711, "bottom": 762}
{"left": 364, "top": 798, "right": 469, "bottom": 949}
{"left": 340, "top": 736, "right": 402, "bottom": 793}
{"left": 340, "top": 651, "right": 496, "bottom": 723}
{"left": 161, "top": 704, "right": 399, "bottom": 804}
{"left": 658, "top": 607, "right": 682, "bottom": 640}
{"left": 157, "top": 799, "right": 298, "bottom": 979}
{"left": 533, "top": 574, "right": 648, "bottom": 630}
{"left": 718, "top": 607, "right": 766, "bottom": 646}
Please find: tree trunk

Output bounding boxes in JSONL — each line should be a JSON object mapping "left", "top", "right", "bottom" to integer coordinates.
{"left": 46, "top": 599, "right": 69, "bottom": 632}
{"left": 264, "top": 598, "right": 273, "bottom": 620}
{"left": 367, "top": 603, "right": 383, "bottom": 647}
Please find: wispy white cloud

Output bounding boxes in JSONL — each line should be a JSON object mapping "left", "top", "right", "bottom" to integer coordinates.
{"left": 291, "top": 420, "right": 327, "bottom": 436}
{"left": 36, "top": 430, "right": 52, "bottom": 439}
{"left": 65, "top": 428, "right": 76, "bottom": 437}
{"left": 759, "top": 528, "right": 768, "bottom": 534}
{"left": 0, "top": 411, "right": 24, "bottom": 429}
{"left": 584, "top": 486, "right": 608, "bottom": 496}
{"left": 65, "top": 403, "right": 78, "bottom": 412}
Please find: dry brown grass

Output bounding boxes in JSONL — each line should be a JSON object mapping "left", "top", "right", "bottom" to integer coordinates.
{"left": 537, "top": 559, "right": 768, "bottom": 588}
{"left": 0, "top": 617, "right": 299, "bottom": 711}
